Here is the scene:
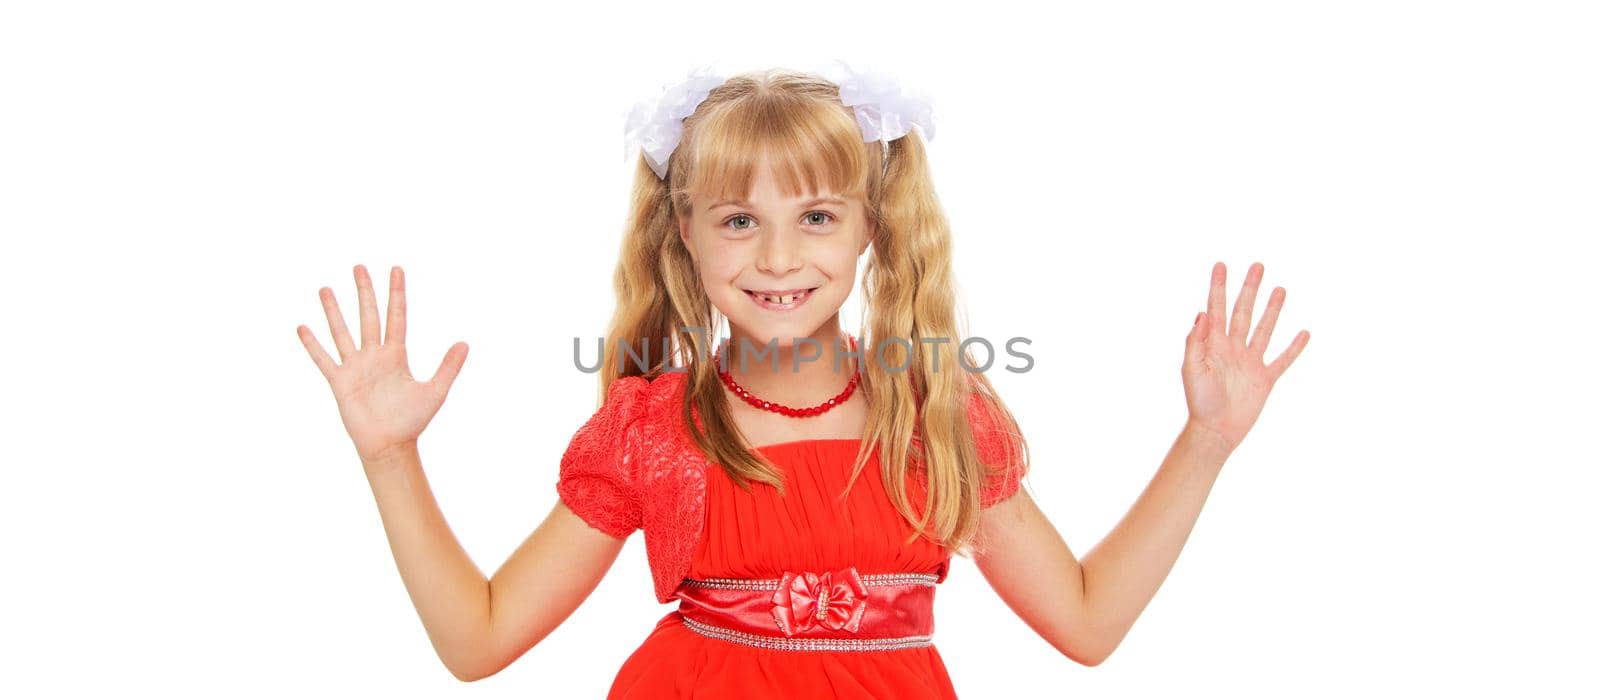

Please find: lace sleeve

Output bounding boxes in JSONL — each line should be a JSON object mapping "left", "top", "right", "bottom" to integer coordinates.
{"left": 968, "top": 389, "right": 1028, "bottom": 508}
{"left": 557, "top": 376, "right": 651, "bottom": 539}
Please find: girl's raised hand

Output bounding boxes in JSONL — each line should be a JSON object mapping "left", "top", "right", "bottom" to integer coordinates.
{"left": 1181, "top": 261, "right": 1309, "bottom": 453}
{"left": 297, "top": 264, "right": 469, "bottom": 468}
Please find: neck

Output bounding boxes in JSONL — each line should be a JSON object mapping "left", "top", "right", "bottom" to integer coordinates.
{"left": 717, "top": 321, "right": 858, "bottom": 406}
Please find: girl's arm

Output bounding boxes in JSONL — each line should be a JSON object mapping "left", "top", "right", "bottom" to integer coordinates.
{"left": 972, "top": 421, "right": 1233, "bottom": 666}
{"left": 299, "top": 265, "right": 633, "bottom": 681}
{"left": 975, "top": 262, "right": 1307, "bottom": 665}
{"left": 362, "top": 443, "right": 628, "bottom": 682}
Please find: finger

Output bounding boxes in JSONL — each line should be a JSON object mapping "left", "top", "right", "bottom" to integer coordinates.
{"left": 296, "top": 324, "right": 339, "bottom": 381}
{"left": 1207, "top": 262, "right": 1228, "bottom": 340}
{"left": 1230, "top": 262, "right": 1263, "bottom": 343}
{"left": 1250, "top": 287, "right": 1286, "bottom": 357}
{"left": 1266, "top": 330, "right": 1310, "bottom": 384}
{"left": 320, "top": 286, "right": 357, "bottom": 360}
{"left": 429, "top": 342, "right": 469, "bottom": 397}
{"left": 355, "top": 264, "right": 381, "bottom": 350}
{"left": 384, "top": 266, "right": 407, "bottom": 346}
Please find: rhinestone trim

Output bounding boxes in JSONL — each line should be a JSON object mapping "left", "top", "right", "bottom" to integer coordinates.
{"left": 681, "top": 571, "right": 940, "bottom": 591}
{"left": 679, "top": 615, "right": 934, "bottom": 651}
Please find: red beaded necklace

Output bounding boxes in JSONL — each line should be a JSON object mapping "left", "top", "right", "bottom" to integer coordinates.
{"left": 714, "top": 334, "right": 861, "bottom": 418}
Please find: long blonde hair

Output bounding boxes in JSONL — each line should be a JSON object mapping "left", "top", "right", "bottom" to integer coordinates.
{"left": 597, "top": 67, "right": 1027, "bottom": 558}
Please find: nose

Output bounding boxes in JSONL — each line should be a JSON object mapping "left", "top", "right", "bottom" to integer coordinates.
{"left": 754, "top": 225, "right": 803, "bottom": 276}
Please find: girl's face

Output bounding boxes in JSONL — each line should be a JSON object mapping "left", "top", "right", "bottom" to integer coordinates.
{"left": 678, "top": 161, "right": 873, "bottom": 350}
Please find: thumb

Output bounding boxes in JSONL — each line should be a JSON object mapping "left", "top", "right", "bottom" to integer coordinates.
{"left": 1184, "top": 312, "right": 1206, "bottom": 367}
{"left": 429, "top": 342, "right": 469, "bottom": 397}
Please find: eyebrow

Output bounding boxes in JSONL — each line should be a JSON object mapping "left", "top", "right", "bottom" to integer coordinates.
{"left": 708, "top": 196, "right": 848, "bottom": 210}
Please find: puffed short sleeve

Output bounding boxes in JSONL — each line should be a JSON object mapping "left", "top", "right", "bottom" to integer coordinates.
{"left": 968, "top": 389, "right": 1029, "bottom": 508}
{"left": 557, "top": 376, "right": 651, "bottom": 539}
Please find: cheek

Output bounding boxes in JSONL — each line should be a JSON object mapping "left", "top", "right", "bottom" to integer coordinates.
{"left": 816, "top": 248, "right": 860, "bottom": 283}
{"left": 699, "top": 247, "right": 747, "bottom": 281}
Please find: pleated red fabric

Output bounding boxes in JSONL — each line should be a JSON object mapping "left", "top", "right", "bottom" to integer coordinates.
{"left": 557, "top": 371, "right": 1029, "bottom": 698}
{"left": 606, "top": 438, "right": 965, "bottom": 699}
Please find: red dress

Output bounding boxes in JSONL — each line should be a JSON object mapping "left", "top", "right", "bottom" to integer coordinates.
{"left": 557, "top": 373, "right": 1026, "bottom": 699}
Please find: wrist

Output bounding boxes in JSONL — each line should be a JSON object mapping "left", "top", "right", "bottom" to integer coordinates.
{"left": 1181, "top": 418, "right": 1235, "bottom": 462}
{"left": 362, "top": 440, "right": 420, "bottom": 477}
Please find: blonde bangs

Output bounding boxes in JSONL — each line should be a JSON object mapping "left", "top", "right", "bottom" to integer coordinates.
{"left": 668, "top": 74, "right": 877, "bottom": 211}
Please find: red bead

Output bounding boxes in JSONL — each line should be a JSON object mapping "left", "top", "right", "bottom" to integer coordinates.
{"left": 713, "top": 334, "right": 860, "bottom": 419}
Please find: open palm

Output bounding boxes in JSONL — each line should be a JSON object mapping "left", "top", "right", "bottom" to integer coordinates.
{"left": 296, "top": 264, "right": 468, "bottom": 466}
{"left": 1182, "top": 261, "right": 1309, "bottom": 453}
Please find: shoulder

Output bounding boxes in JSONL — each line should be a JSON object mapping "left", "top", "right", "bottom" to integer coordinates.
{"left": 564, "top": 372, "right": 687, "bottom": 458}
{"left": 964, "top": 383, "right": 1009, "bottom": 435}
{"left": 963, "top": 376, "right": 1025, "bottom": 466}
{"left": 963, "top": 375, "right": 1010, "bottom": 431}
{"left": 593, "top": 370, "right": 689, "bottom": 415}
{"left": 573, "top": 371, "right": 693, "bottom": 454}
{"left": 606, "top": 370, "right": 689, "bottom": 422}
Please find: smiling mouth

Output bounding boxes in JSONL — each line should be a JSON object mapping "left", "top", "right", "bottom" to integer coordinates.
{"left": 744, "top": 287, "right": 818, "bottom": 309}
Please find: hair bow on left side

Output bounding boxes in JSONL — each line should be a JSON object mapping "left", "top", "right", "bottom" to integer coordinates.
{"left": 816, "top": 59, "right": 936, "bottom": 145}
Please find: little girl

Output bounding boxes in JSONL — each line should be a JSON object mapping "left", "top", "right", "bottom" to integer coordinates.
{"left": 296, "top": 62, "right": 1310, "bottom": 698}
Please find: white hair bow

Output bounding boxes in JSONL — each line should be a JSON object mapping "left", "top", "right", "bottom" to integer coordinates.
{"left": 815, "top": 59, "right": 936, "bottom": 146}
{"left": 621, "top": 61, "right": 935, "bottom": 180}
{"left": 622, "top": 64, "right": 728, "bottom": 180}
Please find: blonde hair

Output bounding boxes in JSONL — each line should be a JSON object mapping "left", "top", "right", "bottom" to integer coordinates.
{"left": 598, "top": 67, "right": 1027, "bottom": 558}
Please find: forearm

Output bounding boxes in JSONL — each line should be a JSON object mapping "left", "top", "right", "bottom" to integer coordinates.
{"left": 1078, "top": 419, "right": 1233, "bottom": 658}
{"left": 362, "top": 442, "right": 492, "bottom": 680}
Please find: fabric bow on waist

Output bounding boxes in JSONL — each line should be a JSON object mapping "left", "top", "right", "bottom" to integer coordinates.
{"left": 771, "top": 566, "right": 870, "bottom": 637}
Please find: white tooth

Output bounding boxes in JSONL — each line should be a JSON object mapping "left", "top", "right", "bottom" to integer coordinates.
{"left": 780, "top": 294, "right": 795, "bottom": 304}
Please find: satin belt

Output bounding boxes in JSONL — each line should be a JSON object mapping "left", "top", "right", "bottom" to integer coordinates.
{"left": 672, "top": 566, "right": 939, "bottom": 652}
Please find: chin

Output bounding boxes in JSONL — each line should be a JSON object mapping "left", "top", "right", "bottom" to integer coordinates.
{"left": 727, "top": 323, "right": 822, "bottom": 347}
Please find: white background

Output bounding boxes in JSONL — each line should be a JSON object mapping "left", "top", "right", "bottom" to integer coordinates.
{"left": 3, "top": 0, "right": 1595, "bottom": 697}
